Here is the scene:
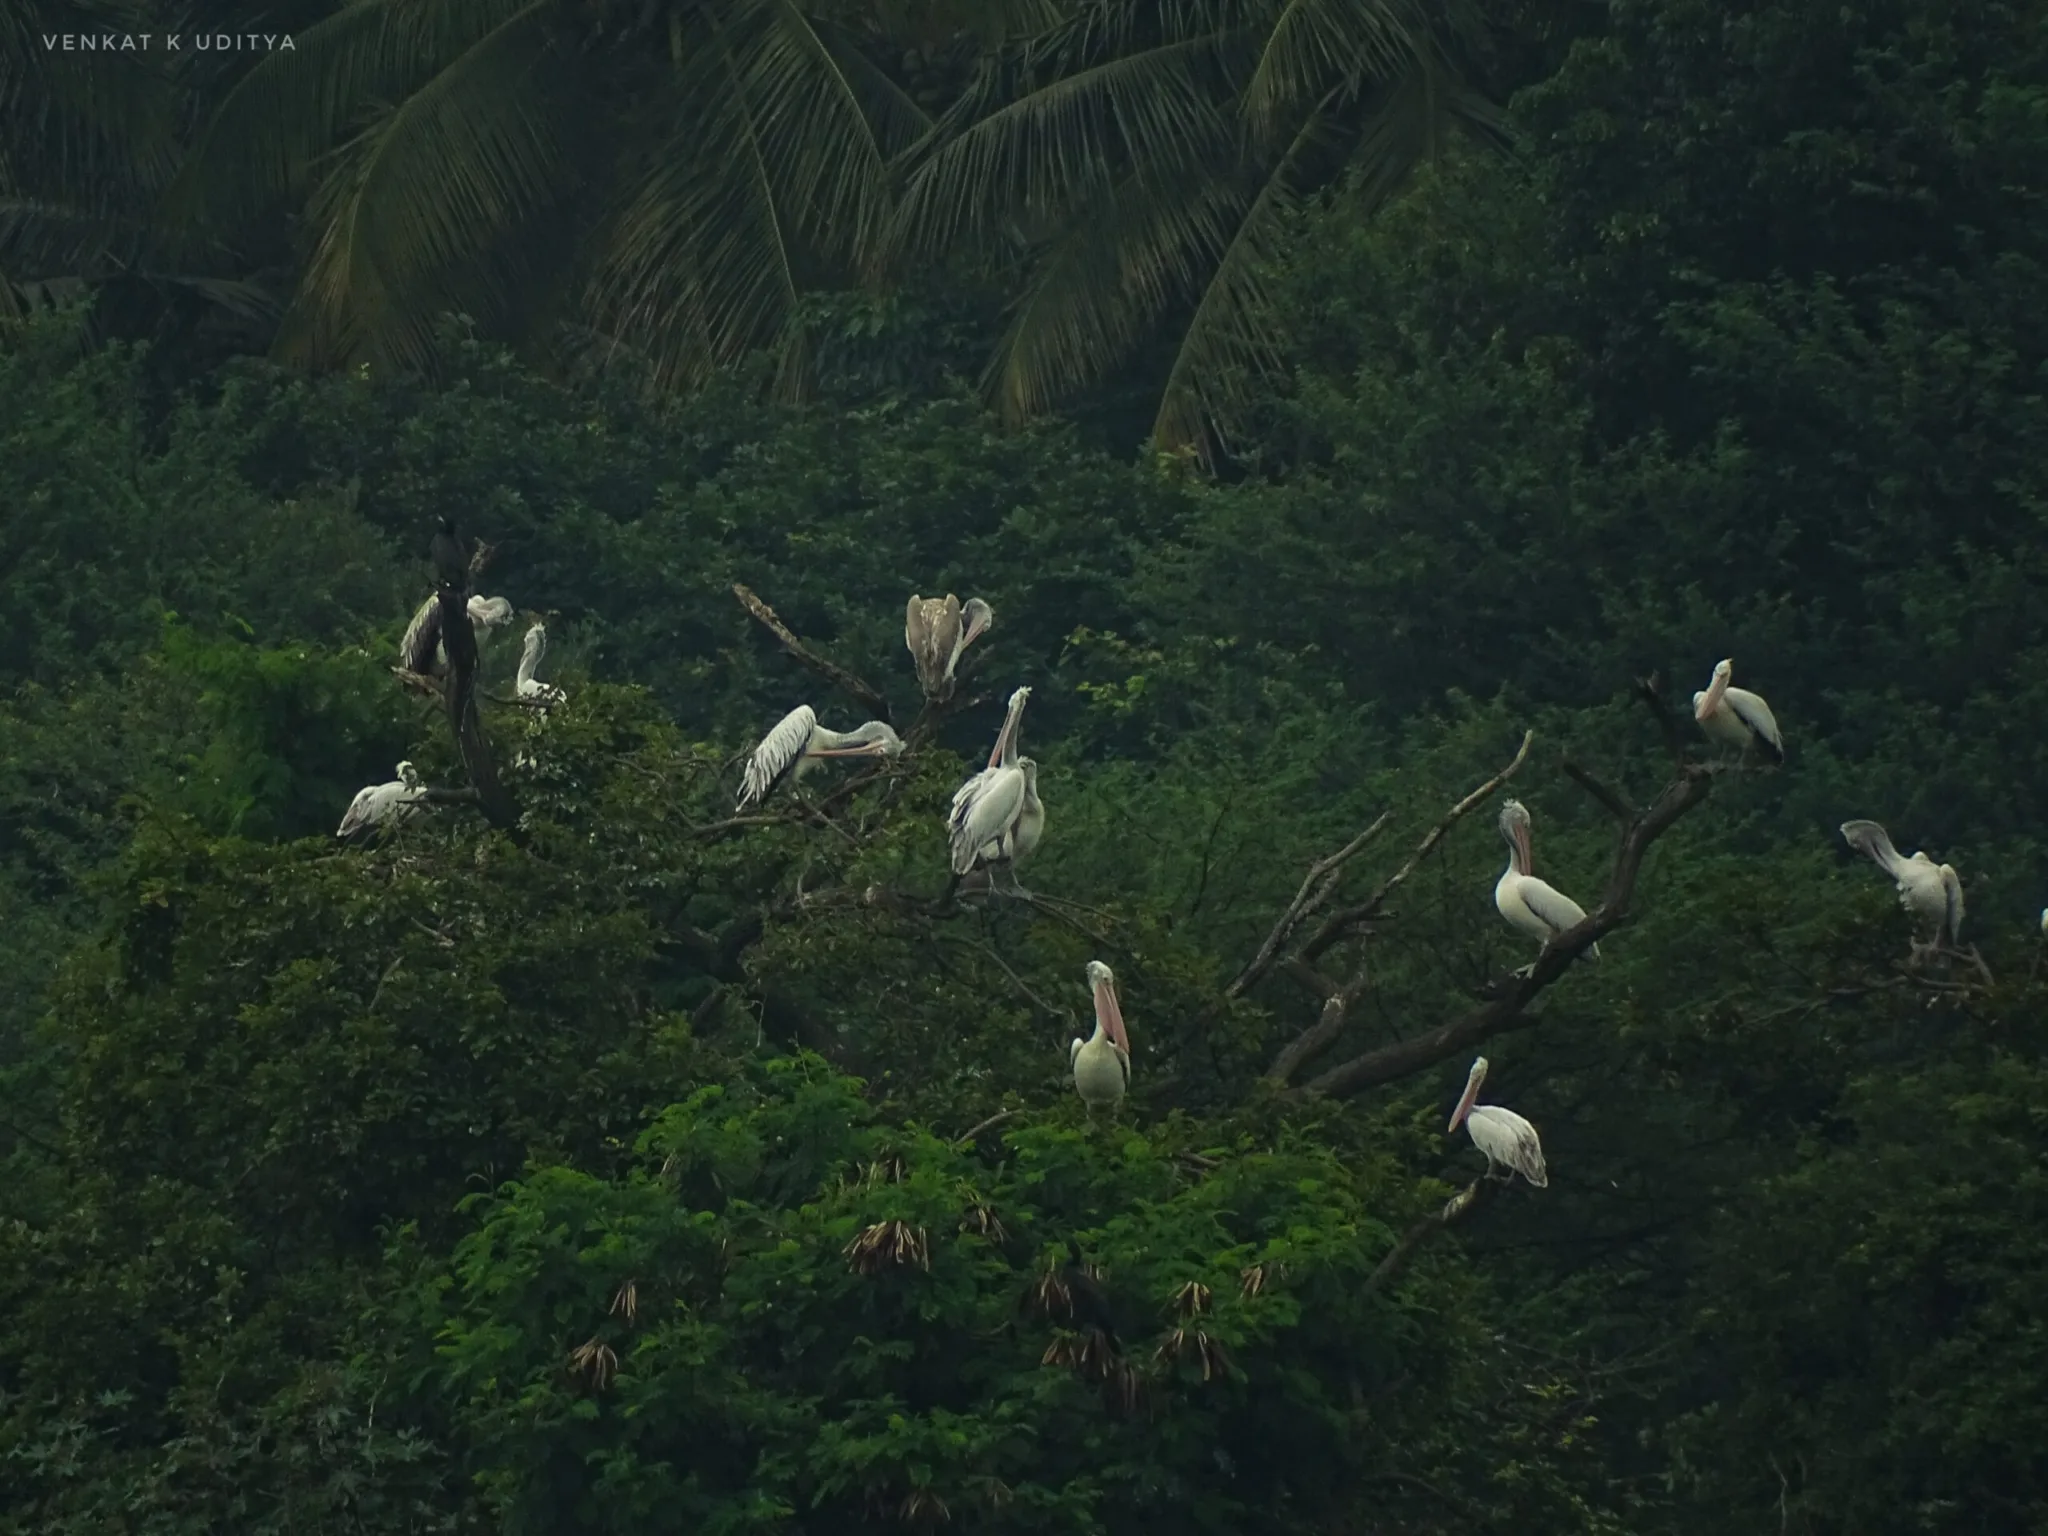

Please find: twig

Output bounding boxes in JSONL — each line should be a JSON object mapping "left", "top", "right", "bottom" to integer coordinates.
{"left": 1362, "top": 1178, "right": 1489, "bottom": 1297}
{"left": 1296, "top": 730, "right": 1536, "bottom": 968}
{"left": 1225, "top": 813, "right": 1392, "bottom": 1001}
{"left": 953, "top": 1108, "right": 1022, "bottom": 1147}
{"left": 1635, "top": 673, "right": 1691, "bottom": 765}
{"left": 733, "top": 583, "right": 892, "bottom": 722}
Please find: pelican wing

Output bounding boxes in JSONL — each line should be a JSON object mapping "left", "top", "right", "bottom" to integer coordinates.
{"left": 399, "top": 595, "right": 442, "bottom": 674}
{"left": 336, "top": 786, "right": 380, "bottom": 838}
{"left": 739, "top": 705, "right": 816, "bottom": 810}
{"left": 1069, "top": 1037, "right": 1084, "bottom": 1070}
{"left": 1471, "top": 1107, "right": 1548, "bottom": 1187}
{"left": 1724, "top": 686, "right": 1784, "bottom": 758}
{"left": 1940, "top": 863, "right": 1965, "bottom": 943}
{"left": 949, "top": 765, "right": 1026, "bottom": 873}
{"left": 1519, "top": 876, "right": 1590, "bottom": 937}
{"left": 906, "top": 595, "right": 962, "bottom": 697}
{"left": 1111, "top": 1042, "right": 1131, "bottom": 1090}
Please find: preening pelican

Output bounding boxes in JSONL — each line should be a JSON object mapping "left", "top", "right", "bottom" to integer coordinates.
{"left": 949, "top": 686, "right": 1044, "bottom": 886}
{"left": 337, "top": 761, "right": 425, "bottom": 839}
{"left": 737, "top": 705, "right": 904, "bottom": 811}
{"left": 1840, "top": 819, "right": 1964, "bottom": 946}
{"left": 1495, "top": 799, "right": 1600, "bottom": 961}
{"left": 516, "top": 622, "right": 565, "bottom": 705}
{"left": 399, "top": 593, "right": 516, "bottom": 676}
{"left": 905, "top": 593, "right": 993, "bottom": 701}
{"left": 1448, "top": 1057, "right": 1548, "bottom": 1187}
{"left": 1693, "top": 658, "right": 1784, "bottom": 763}
{"left": 1071, "top": 961, "right": 1131, "bottom": 1114}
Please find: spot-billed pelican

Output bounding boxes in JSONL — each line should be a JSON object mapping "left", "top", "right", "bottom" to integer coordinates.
{"left": 905, "top": 594, "right": 993, "bottom": 701}
{"left": 1448, "top": 1056, "right": 1548, "bottom": 1187}
{"left": 949, "top": 687, "right": 1044, "bottom": 888}
{"left": 516, "top": 622, "right": 565, "bottom": 705}
{"left": 337, "top": 761, "right": 425, "bottom": 839}
{"left": 1495, "top": 799, "right": 1600, "bottom": 963}
{"left": 399, "top": 593, "right": 516, "bottom": 676}
{"left": 737, "top": 705, "right": 904, "bottom": 811}
{"left": 1071, "top": 961, "right": 1131, "bottom": 1114}
{"left": 1693, "top": 658, "right": 1784, "bottom": 763}
{"left": 1840, "top": 819, "right": 1963, "bottom": 947}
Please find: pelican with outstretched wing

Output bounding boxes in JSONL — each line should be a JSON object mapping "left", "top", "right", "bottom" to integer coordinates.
{"left": 1840, "top": 819, "right": 1964, "bottom": 947}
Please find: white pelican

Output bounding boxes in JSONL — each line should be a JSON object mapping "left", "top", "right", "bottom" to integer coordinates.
{"left": 905, "top": 594, "right": 993, "bottom": 701}
{"left": 1071, "top": 961, "right": 1131, "bottom": 1114}
{"left": 1447, "top": 1056, "right": 1548, "bottom": 1187}
{"left": 516, "top": 622, "right": 565, "bottom": 705}
{"left": 948, "top": 687, "right": 1044, "bottom": 886}
{"left": 1495, "top": 799, "right": 1600, "bottom": 962}
{"left": 399, "top": 593, "right": 516, "bottom": 676}
{"left": 1840, "top": 819, "right": 1964, "bottom": 946}
{"left": 337, "top": 761, "right": 425, "bottom": 838}
{"left": 737, "top": 705, "right": 904, "bottom": 811}
{"left": 1693, "top": 658, "right": 1784, "bottom": 763}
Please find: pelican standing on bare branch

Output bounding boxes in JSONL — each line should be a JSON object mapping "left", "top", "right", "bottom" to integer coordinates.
{"left": 1495, "top": 799, "right": 1600, "bottom": 964}
{"left": 737, "top": 705, "right": 904, "bottom": 811}
{"left": 949, "top": 686, "right": 1044, "bottom": 889}
{"left": 1071, "top": 961, "right": 1131, "bottom": 1115}
{"left": 1693, "top": 658, "right": 1784, "bottom": 764}
{"left": 337, "top": 761, "right": 425, "bottom": 839}
{"left": 1840, "top": 819, "right": 1964, "bottom": 948}
{"left": 906, "top": 594, "right": 993, "bottom": 701}
{"left": 1448, "top": 1057, "right": 1548, "bottom": 1187}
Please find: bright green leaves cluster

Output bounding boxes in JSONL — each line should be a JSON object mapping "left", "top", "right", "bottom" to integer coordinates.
{"left": 407, "top": 1058, "right": 1437, "bottom": 1534}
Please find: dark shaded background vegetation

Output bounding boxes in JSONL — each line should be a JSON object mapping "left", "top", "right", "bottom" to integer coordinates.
{"left": 4, "top": 0, "right": 2047, "bottom": 1532}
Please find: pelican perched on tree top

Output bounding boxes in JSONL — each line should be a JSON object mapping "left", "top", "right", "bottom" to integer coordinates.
{"left": 948, "top": 686, "right": 1044, "bottom": 885}
{"left": 1071, "top": 961, "right": 1131, "bottom": 1115}
{"left": 399, "top": 593, "right": 515, "bottom": 676}
{"left": 906, "top": 594, "right": 993, "bottom": 701}
{"left": 1495, "top": 799, "right": 1600, "bottom": 962}
{"left": 337, "top": 761, "right": 425, "bottom": 839}
{"left": 1693, "top": 658, "right": 1784, "bottom": 763}
{"left": 515, "top": 622, "right": 565, "bottom": 705}
{"left": 1448, "top": 1057, "right": 1548, "bottom": 1187}
{"left": 1840, "top": 819, "right": 1964, "bottom": 946}
{"left": 737, "top": 705, "right": 904, "bottom": 811}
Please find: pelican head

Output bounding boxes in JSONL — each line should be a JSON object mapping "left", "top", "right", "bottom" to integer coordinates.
{"left": 396, "top": 760, "right": 421, "bottom": 790}
{"left": 962, "top": 598, "right": 994, "bottom": 648}
{"left": 1694, "top": 657, "right": 1735, "bottom": 721}
{"left": 987, "top": 686, "right": 1032, "bottom": 768}
{"left": 1087, "top": 961, "right": 1129, "bottom": 1053}
{"left": 813, "top": 721, "right": 905, "bottom": 759}
{"left": 468, "top": 595, "right": 514, "bottom": 628}
{"left": 1498, "top": 799, "right": 1534, "bottom": 875}
{"left": 1448, "top": 1056, "right": 1489, "bottom": 1132}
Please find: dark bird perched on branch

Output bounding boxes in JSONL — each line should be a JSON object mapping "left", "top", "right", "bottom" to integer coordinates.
{"left": 431, "top": 518, "right": 472, "bottom": 593}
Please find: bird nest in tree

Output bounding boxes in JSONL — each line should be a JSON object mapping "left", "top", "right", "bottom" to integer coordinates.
{"left": 845, "top": 1219, "right": 930, "bottom": 1274}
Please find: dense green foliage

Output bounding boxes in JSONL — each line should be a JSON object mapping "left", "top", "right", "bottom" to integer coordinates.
{"left": 6, "top": 0, "right": 2048, "bottom": 1532}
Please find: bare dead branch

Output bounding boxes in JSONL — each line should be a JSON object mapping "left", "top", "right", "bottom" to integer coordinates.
{"left": 733, "top": 583, "right": 892, "bottom": 722}
{"left": 436, "top": 586, "right": 522, "bottom": 836}
{"left": 1299, "top": 763, "right": 1712, "bottom": 1099}
{"left": 1561, "top": 757, "right": 1632, "bottom": 824}
{"left": 953, "top": 1108, "right": 1022, "bottom": 1147}
{"left": 1362, "top": 1178, "right": 1489, "bottom": 1298}
{"left": 1296, "top": 730, "right": 1536, "bottom": 968}
{"left": 1635, "top": 673, "right": 1691, "bottom": 765}
{"left": 1225, "top": 813, "right": 1392, "bottom": 1001}
{"left": 1266, "top": 996, "right": 1350, "bottom": 1086}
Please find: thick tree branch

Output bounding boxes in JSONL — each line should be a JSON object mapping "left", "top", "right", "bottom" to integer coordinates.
{"left": 1561, "top": 758, "right": 1631, "bottom": 824}
{"left": 1297, "top": 762, "right": 1711, "bottom": 1099}
{"left": 437, "top": 585, "right": 522, "bottom": 836}
{"left": 1224, "top": 813, "right": 1392, "bottom": 1002}
{"left": 733, "top": 583, "right": 892, "bottom": 722}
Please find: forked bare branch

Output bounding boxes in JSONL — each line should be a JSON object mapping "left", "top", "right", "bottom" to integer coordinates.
{"left": 733, "top": 583, "right": 893, "bottom": 721}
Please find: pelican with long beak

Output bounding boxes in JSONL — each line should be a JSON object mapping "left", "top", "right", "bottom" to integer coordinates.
{"left": 337, "top": 761, "right": 426, "bottom": 839}
{"left": 1494, "top": 799, "right": 1600, "bottom": 966}
{"left": 1840, "top": 819, "right": 1964, "bottom": 949}
{"left": 905, "top": 593, "right": 994, "bottom": 701}
{"left": 1071, "top": 961, "right": 1131, "bottom": 1115}
{"left": 738, "top": 705, "right": 904, "bottom": 810}
{"left": 1447, "top": 1057, "right": 1548, "bottom": 1187}
{"left": 1693, "top": 658, "right": 1785, "bottom": 763}
{"left": 949, "top": 687, "right": 1044, "bottom": 888}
